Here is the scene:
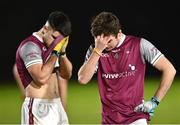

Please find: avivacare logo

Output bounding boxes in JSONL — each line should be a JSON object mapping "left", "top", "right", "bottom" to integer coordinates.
{"left": 129, "top": 64, "right": 135, "bottom": 70}
{"left": 102, "top": 64, "right": 137, "bottom": 79}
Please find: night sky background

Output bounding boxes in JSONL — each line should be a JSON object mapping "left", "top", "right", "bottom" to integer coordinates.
{"left": 0, "top": 0, "right": 179, "bottom": 82}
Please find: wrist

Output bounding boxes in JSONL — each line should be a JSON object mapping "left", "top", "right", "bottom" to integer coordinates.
{"left": 60, "top": 53, "right": 66, "bottom": 58}
{"left": 52, "top": 50, "right": 60, "bottom": 57}
{"left": 151, "top": 96, "right": 160, "bottom": 106}
{"left": 60, "top": 51, "right": 66, "bottom": 56}
{"left": 93, "top": 48, "right": 102, "bottom": 56}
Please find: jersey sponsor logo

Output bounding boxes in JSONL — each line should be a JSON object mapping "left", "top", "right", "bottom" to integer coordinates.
{"left": 129, "top": 64, "right": 135, "bottom": 70}
{"left": 25, "top": 52, "right": 39, "bottom": 59}
{"left": 102, "top": 64, "right": 137, "bottom": 79}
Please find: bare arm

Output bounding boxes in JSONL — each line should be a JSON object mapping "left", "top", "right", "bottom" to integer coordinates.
{"left": 153, "top": 56, "right": 176, "bottom": 101}
{"left": 19, "top": 41, "right": 59, "bottom": 86}
{"left": 57, "top": 75, "right": 68, "bottom": 111}
{"left": 58, "top": 55, "right": 72, "bottom": 80}
{"left": 78, "top": 34, "right": 110, "bottom": 84}
{"left": 78, "top": 51, "right": 100, "bottom": 84}
{"left": 27, "top": 54, "right": 58, "bottom": 86}
{"left": 55, "top": 55, "right": 72, "bottom": 110}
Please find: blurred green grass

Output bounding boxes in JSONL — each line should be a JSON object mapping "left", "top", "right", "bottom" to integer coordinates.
{"left": 0, "top": 77, "right": 180, "bottom": 124}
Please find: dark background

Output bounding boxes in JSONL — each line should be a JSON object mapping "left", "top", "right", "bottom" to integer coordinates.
{"left": 0, "top": 0, "right": 179, "bottom": 82}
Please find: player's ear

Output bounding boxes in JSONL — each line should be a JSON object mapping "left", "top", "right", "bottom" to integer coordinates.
{"left": 43, "top": 25, "right": 48, "bottom": 34}
{"left": 43, "top": 21, "right": 52, "bottom": 34}
{"left": 53, "top": 31, "right": 61, "bottom": 38}
{"left": 117, "top": 30, "right": 122, "bottom": 39}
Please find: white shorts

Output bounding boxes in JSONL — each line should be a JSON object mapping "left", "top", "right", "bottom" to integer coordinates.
{"left": 21, "top": 97, "right": 69, "bottom": 125}
{"left": 129, "top": 118, "right": 147, "bottom": 125}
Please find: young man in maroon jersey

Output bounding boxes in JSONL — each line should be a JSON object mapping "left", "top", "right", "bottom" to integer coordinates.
{"left": 78, "top": 11, "right": 176, "bottom": 124}
{"left": 15, "top": 11, "right": 72, "bottom": 125}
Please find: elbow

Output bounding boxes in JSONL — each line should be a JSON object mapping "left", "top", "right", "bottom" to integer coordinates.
{"left": 164, "top": 65, "right": 176, "bottom": 82}
{"left": 172, "top": 67, "right": 176, "bottom": 77}
{"left": 78, "top": 76, "right": 89, "bottom": 84}
{"left": 162, "top": 64, "right": 176, "bottom": 78}
{"left": 61, "top": 68, "right": 72, "bottom": 80}
{"left": 61, "top": 72, "right": 72, "bottom": 80}
{"left": 78, "top": 68, "right": 90, "bottom": 84}
{"left": 169, "top": 64, "right": 176, "bottom": 77}
{"left": 67, "top": 72, "right": 72, "bottom": 80}
{"left": 61, "top": 63, "right": 73, "bottom": 80}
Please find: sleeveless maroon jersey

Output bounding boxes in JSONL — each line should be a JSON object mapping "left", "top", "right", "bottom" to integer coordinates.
{"left": 97, "top": 35, "right": 150, "bottom": 124}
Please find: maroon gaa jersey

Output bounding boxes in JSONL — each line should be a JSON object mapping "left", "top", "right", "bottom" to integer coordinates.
{"left": 85, "top": 35, "right": 163, "bottom": 124}
{"left": 16, "top": 33, "right": 48, "bottom": 88}
{"left": 16, "top": 33, "right": 64, "bottom": 88}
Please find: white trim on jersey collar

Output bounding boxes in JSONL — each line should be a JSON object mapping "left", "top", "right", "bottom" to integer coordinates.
{"left": 117, "top": 34, "right": 126, "bottom": 47}
{"left": 32, "top": 32, "right": 43, "bottom": 43}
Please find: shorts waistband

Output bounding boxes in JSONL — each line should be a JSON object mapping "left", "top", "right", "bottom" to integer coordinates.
{"left": 24, "top": 97, "right": 61, "bottom": 103}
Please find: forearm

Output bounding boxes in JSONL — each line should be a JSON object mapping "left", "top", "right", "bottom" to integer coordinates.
{"left": 78, "top": 52, "right": 100, "bottom": 84}
{"left": 59, "top": 55, "right": 72, "bottom": 79}
{"left": 58, "top": 76, "right": 68, "bottom": 111}
{"left": 28, "top": 54, "right": 58, "bottom": 85}
{"left": 134, "top": 57, "right": 176, "bottom": 116}
{"left": 154, "top": 65, "right": 176, "bottom": 100}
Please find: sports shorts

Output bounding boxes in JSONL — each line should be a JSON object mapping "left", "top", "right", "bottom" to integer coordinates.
{"left": 129, "top": 118, "right": 147, "bottom": 125}
{"left": 21, "top": 97, "right": 68, "bottom": 125}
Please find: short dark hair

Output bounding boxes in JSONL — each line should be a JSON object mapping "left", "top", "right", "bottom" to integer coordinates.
{"left": 91, "top": 11, "right": 121, "bottom": 37}
{"left": 48, "top": 11, "right": 71, "bottom": 37}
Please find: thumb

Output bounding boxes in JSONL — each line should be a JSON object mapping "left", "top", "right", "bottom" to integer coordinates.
{"left": 134, "top": 100, "right": 145, "bottom": 112}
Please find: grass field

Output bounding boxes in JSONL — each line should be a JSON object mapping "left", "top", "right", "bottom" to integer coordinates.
{"left": 0, "top": 77, "right": 180, "bottom": 124}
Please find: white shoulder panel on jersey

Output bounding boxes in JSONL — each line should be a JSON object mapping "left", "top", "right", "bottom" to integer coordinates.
{"left": 20, "top": 41, "right": 43, "bottom": 68}
{"left": 140, "top": 38, "right": 163, "bottom": 66}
